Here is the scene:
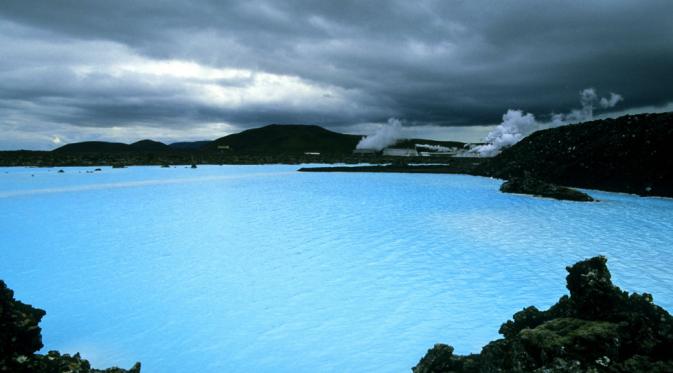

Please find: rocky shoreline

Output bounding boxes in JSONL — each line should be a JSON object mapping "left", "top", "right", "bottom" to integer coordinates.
{"left": 500, "top": 175, "right": 595, "bottom": 202}
{"left": 413, "top": 256, "right": 673, "bottom": 372}
{"left": 0, "top": 280, "right": 141, "bottom": 373}
{"left": 0, "top": 150, "right": 409, "bottom": 167}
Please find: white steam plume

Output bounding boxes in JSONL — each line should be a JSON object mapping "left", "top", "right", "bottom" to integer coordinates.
{"left": 469, "top": 110, "right": 537, "bottom": 157}
{"left": 469, "top": 88, "right": 623, "bottom": 157}
{"left": 356, "top": 118, "right": 403, "bottom": 150}
{"left": 600, "top": 93, "right": 623, "bottom": 109}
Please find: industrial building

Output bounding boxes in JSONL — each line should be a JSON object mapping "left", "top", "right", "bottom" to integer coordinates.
{"left": 382, "top": 148, "right": 419, "bottom": 157}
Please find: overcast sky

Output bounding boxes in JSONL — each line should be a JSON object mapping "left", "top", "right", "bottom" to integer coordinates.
{"left": 1, "top": 1, "right": 672, "bottom": 149}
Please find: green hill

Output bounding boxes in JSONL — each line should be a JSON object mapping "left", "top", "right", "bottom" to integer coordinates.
{"left": 129, "top": 140, "right": 171, "bottom": 152}
{"left": 206, "top": 124, "right": 361, "bottom": 154}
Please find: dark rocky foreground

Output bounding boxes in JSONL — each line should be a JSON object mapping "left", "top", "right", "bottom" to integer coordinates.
{"left": 413, "top": 256, "right": 673, "bottom": 372}
{"left": 500, "top": 175, "right": 594, "bottom": 202}
{"left": 0, "top": 280, "right": 140, "bottom": 372}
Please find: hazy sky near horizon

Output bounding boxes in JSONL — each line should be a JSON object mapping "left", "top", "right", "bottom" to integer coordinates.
{"left": 1, "top": 1, "right": 673, "bottom": 149}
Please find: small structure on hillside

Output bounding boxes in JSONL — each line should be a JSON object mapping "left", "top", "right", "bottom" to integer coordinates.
{"left": 382, "top": 148, "right": 419, "bottom": 157}
{"left": 419, "top": 150, "right": 460, "bottom": 157}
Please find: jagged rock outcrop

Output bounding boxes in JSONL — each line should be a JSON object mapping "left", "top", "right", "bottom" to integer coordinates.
{"left": 500, "top": 175, "right": 594, "bottom": 202}
{"left": 414, "top": 256, "right": 673, "bottom": 372}
{"left": 0, "top": 280, "right": 140, "bottom": 373}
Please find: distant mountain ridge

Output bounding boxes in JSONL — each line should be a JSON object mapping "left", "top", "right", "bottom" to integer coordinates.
{"left": 53, "top": 141, "right": 130, "bottom": 153}
{"left": 54, "top": 139, "right": 204, "bottom": 153}
{"left": 53, "top": 124, "right": 466, "bottom": 155}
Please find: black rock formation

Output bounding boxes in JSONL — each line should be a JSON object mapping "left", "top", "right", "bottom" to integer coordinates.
{"left": 414, "top": 256, "right": 673, "bottom": 372}
{"left": 500, "top": 175, "right": 594, "bottom": 202}
{"left": 0, "top": 280, "right": 140, "bottom": 372}
{"left": 478, "top": 112, "right": 673, "bottom": 198}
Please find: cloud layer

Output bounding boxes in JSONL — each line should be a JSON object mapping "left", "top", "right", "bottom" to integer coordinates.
{"left": 1, "top": 1, "right": 672, "bottom": 149}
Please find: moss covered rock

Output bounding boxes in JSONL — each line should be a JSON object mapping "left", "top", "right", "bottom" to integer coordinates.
{"left": 0, "top": 280, "right": 140, "bottom": 372}
{"left": 413, "top": 256, "right": 673, "bottom": 372}
{"left": 0, "top": 280, "right": 46, "bottom": 366}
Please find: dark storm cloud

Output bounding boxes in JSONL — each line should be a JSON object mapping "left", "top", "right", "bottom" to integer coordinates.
{"left": 1, "top": 0, "right": 672, "bottom": 148}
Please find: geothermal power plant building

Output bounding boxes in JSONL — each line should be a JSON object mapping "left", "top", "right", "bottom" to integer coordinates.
{"left": 382, "top": 148, "right": 419, "bottom": 157}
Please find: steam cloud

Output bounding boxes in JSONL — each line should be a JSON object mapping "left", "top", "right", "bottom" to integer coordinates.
{"left": 470, "top": 88, "right": 623, "bottom": 157}
{"left": 468, "top": 110, "right": 537, "bottom": 157}
{"left": 600, "top": 93, "right": 624, "bottom": 109}
{"left": 356, "top": 118, "right": 403, "bottom": 150}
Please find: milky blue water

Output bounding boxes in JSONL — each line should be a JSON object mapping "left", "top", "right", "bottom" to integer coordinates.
{"left": 2, "top": 165, "right": 673, "bottom": 372}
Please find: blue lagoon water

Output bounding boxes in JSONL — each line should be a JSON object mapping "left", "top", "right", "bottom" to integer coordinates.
{"left": 1, "top": 165, "right": 673, "bottom": 372}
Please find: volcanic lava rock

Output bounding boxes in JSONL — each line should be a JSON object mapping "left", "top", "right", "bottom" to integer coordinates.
{"left": 0, "top": 280, "right": 140, "bottom": 372}
{"left": 19, "top": 351, "right": 141, "bottom": 373}
{"left": 414, "top": 344, "right": 480, "bottom": 373}
{"left": 0, "top": 280, "right": 45, "bottom": 366}
{"left": 478, "top": 112, "right": 673, "bottom": 198}
{"left": 500, "top": 175, "right": 594, "bottom": 202}
{"left": 413, "top": 256, "right": 673, "bottom": 372}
